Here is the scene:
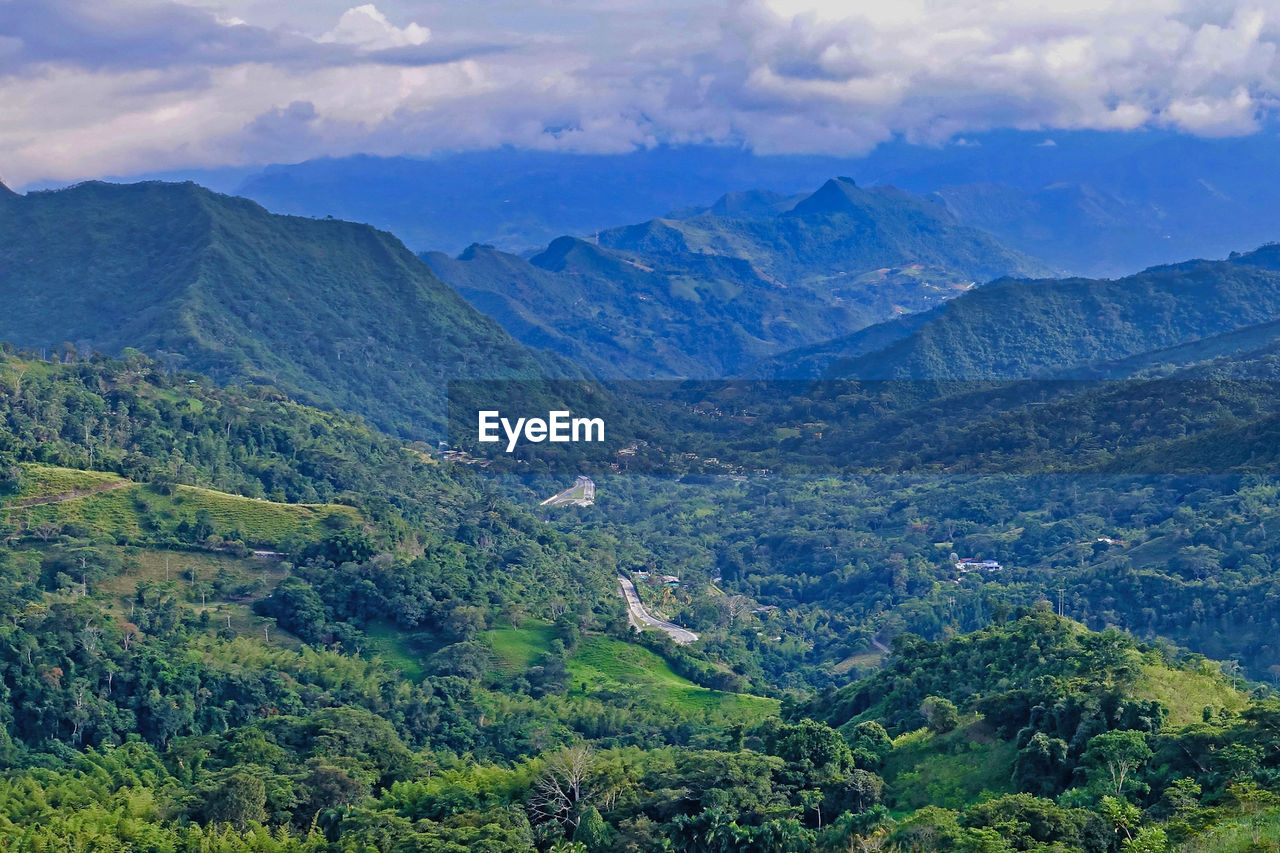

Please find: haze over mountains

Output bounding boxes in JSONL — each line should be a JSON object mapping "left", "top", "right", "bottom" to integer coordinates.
{"left": 919, "top": 132, "right": 1280, "bottom": 277}
{"left": 426, "top": 177, "right": 1049, "bottom": 378}
{"left": 105, "top": 131, "right": 1280, "bottom": 279}
{"left": 0, "top": 180, "right": 571, "bottom": 438}
{"left": 176, "top": 148, "right": 874, "bottom": 257}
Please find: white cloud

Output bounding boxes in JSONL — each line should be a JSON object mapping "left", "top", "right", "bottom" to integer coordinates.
{"left": 320, "top": 4, "right": 429, "bottom": 51}
{"left": 1, "top": 0, "right": 1279, "bottom": 186}
{"left": 1165, "top": 86, "right": 1260, "bottom": 135}
{"left": 721, "top": 0, "right": 1280, "bottom": 142}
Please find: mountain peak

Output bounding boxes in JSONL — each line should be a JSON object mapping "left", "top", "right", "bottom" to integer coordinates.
{"left": 458, "top": 242, "right": 500, "bottom": 261}
{"left": 693, "top": 189, "right": 800, "bottom": 219}
{"left": 790, "top": 176, "right": 869, "bottom": 216}
{"left": 529, "top": 235, "right": 602, "bottom": 272}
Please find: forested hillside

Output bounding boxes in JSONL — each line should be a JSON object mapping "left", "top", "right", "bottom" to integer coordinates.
{"left": 0, "top": 340, "right": 1279, "bottom": 851}
{"left": 0, "top": 181, "right": 572, "bottom": 438}
{"left": 757, "top": 243, "right": 1280, "bottom": 380}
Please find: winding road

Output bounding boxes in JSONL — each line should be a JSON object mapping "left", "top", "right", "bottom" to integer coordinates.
{"left": 618, "top": 575, "right": 699, "bottom": 645}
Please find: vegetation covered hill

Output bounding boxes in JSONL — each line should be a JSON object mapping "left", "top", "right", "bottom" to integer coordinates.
{"left": 5, "top": 553, "right": 1280, "bottom": 853}
{"left": 426, "top": 178, "right": 1050, "bottom": 378}
{"left": 425, "top": 238, "right": 860, "bottom": 378}
{"left": 783, "top": 610, "right": 1280, "bottom": 852}
{"left": 0, "top": 181, "right": 572, "bottom": 438}
{"left": 0, "top": 351, "right": 626, "bottom": 635}
{"left": 756, "top": 243, "right": 1280, "bottom": 380}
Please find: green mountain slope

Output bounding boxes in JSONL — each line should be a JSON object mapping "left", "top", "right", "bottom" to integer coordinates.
{"left": 3, "top": 463, "right": 357, "bottom": 548}
{"left": 778, "top": 610, "right": 1278, "bottom": 850}
{"left": 0, "top": 181, "right": 573, "bottom": 438}
{"left": 602, "top": 177, "right": 1051, "bottom": 285}
{"left": 426, "top": 177, "right": 1051, "bottom": 378}
{"left": 757, "top": 243, "right": 1280, "bottom": 379}
{"left": 426, "top": 239, "right": 861, "bottom": 378}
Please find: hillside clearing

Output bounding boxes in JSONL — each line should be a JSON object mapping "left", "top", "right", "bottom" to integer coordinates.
{"left": 3, "top": 465, "right": 359, "bottom": 547}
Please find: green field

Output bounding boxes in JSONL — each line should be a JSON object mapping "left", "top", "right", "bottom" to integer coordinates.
{"left": 1121, "top": 534, "right": 1181, "bottom": 571}
{"left": 12, "top": 464, "right": 126, "bottom": 500}
{"left": 362, "top": 620, "right": 429, "bottom": 681}
{"left": 98, "top": 547, "right": 301, "bottom": 647}
{"left": 569, "top": 636, "right": 776, "bottom": 721}
{"left": 1133, "top": 662, "right": 1250, "bottom": 729}
{"left": 1176, "top": 807, "right": 1280, "bottom": 852}
{"left": 0, "top": 542, "right": 306, "bottom": 650}
{"left": 486, "top": 623, "right": 560, "bottom": 674}
{"left": 881, "top": 720, "right": 1017, "bottom": 812}
{"left": 483, "top": 626, "right": 778, "bottom": 723}
{"left": 4, "top": 465, "right": 359, "bottom": 547}
{"left": 832, "top": 648, "right": 886, "bottom": 676}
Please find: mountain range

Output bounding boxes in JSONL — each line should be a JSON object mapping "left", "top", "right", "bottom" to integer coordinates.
{"left": 214, "top": 148, "right": 875, "bottom": 256}
{"left": 100, "top": 131, "right": 1280, "bottom": 279}
{"left": 426, "top": 177, "right": 1049, "bottom": 378}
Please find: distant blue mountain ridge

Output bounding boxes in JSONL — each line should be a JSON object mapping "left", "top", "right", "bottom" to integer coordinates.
{"left": 76, "top": 128, "right": 1280, "bottom": 279}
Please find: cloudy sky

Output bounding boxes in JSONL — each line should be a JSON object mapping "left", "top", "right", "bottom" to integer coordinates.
{"left": 1, "top": 0, "right": 1278, "bottom": 187}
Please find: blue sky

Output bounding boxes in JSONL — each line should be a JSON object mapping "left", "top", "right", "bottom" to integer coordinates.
{"left": 1, "top": 0, "right": 1277, "bottom": 187}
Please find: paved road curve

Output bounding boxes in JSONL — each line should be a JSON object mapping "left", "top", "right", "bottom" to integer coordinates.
{"left": 618, "top": 575, "right": 699, "bottom": 645}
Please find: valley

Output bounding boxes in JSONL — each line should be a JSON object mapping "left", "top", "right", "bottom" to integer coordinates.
{"left": 5, "top": 159, "right": 1280, "bottom": 853}
{"left": 14, "top": 3, "right": 1280, "bottom": 849}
